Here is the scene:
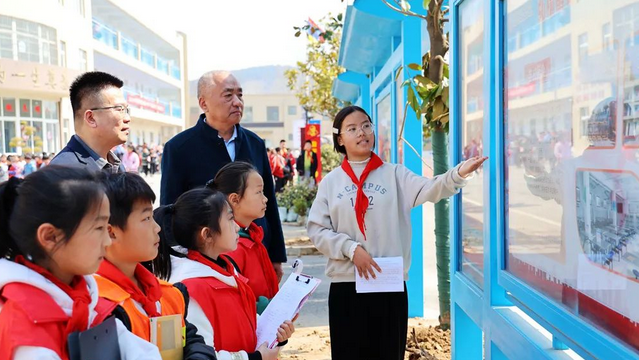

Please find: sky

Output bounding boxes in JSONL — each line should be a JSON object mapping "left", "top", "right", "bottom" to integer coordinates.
{"left": 127, "top": 0, "right": 347, "bottom": 80}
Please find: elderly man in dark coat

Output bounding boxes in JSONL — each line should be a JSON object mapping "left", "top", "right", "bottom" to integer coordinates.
{"left": 160, "top": 71, "right": 286, "bottom": 278}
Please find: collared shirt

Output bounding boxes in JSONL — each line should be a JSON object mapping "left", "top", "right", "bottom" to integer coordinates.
{"left": 73, "top": 135, "right": 122, "bottom": 174}
{"left": 223, "top": 124, "right": 238, "bottom": 161}
{"left": 204, "top": 118, "right": 238, "bottom": 161}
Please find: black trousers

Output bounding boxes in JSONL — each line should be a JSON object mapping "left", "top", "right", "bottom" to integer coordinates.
{"left": 328, "top": 282, "right": 408, "bottom": 360}
{"left": 274, "top": 176, "right": 286, "bottom": 192}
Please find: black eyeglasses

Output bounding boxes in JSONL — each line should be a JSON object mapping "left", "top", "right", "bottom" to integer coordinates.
{"left": 90, "top": 105, "right": 130, "bottom": 116}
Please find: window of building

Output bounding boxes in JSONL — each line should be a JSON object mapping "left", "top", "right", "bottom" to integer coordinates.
{"left": 244, "top": 106, "right": 253, "bottom": 121}
{"left": 69, "top": 0, "right": 85, "bottom": 17}
{"left": 0, "top": 16, "right": 58, "bottom": 65}
{"left": 266, "top": 106, "right": 279, "bottom": 122}
{"left": 1, "top": 97, "right": 59, "bottom": 154}
{"left": 602, "top": 23, "right": 612, "bottom": 51}
{"left": 79, "top": 49, "right": 87, "bottom": 71}
{"left": 60, "top": 40, "right": 66, "bottom": 67}
{"left": 578, "top": 33, "right": 588, "bottom": 65}
{"left": 0, "top": 16, "right": 12, "bottom": 59}
{"left": 288, "top": 106, "right": 297, "bottom": 116}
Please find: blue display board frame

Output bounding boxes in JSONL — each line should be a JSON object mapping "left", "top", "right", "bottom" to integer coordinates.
{"left": 450, "top": 0, "right": 639, "bottom": 359}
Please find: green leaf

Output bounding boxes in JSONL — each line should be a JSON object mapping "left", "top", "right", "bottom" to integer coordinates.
{"left": 423, "top": 0, "right": 432, "bottom": 8}
{"left": 413, "top": 75, "right": 436, "bottom": 91}
{"left": 407, "top": 86, "right": 420, "bottom": 120}
{"left": 408, "top": 63, "right": 422, "bottom": 71}
{"left": 442, "top": 63, "right": 449, "bottom": 79}
{"left": 432, "top": 98, "right": 445, "bottom": 120}
{"left": 295, "top": 31, "right": 302, "bottom": 37}
{"left": 395, "top": 66, "right": 404, "bottom": 81}
{"left": 337, "top": 13, "right": 343, "bottom": 21}
{"left": 441, "top": 86, "right": 450, "bottom": 108}
{"left": 400, "top": 0, "right": 411, "bottom": 11}
{"left": 421, "top": 101, "right": 433, "bottom": 114}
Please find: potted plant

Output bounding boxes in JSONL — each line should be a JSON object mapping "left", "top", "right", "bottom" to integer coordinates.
{"left": 293, "top": 198, "right": 308, "bottom": 225}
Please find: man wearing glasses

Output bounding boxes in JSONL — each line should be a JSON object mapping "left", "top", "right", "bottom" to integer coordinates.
{"left": 51, "top": 71, "right": 130, "bottom": 173}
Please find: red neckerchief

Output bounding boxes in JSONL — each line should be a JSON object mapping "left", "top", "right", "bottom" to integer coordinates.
{"left": 14, "top": 255, "right": 92, "bottom": 336}
{"left": 340, "top": 153, "right": 384, "bottom": 240}
{"left": 186, "top": 250, "right": 257, "bottom": 331}
{"left": 237, "top": 221, "right": 279, "bottom": 298}
{"left": 97, "top": 260, "right": 162, "bottom": 317}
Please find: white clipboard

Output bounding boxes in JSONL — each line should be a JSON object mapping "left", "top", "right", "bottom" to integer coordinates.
{"left": 255, "top": 272, "right": 321, "bottom": 349}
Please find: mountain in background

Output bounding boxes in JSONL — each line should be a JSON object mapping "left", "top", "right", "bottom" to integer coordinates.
{"left": 189, "top": 65, "right": 297, "bottom": 95}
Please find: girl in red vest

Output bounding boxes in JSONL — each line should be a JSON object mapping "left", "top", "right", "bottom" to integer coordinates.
{"left": 206, "top": 161, "right": 279, "bottom": 300}
{"left": 151, "top": 188, "right": 294, "bottom": 360}
{"left": 0, "top": 167, "right": 161, "bottom": 360}
{"left": 96, "top": 172, "right": 217, "bottom": 359}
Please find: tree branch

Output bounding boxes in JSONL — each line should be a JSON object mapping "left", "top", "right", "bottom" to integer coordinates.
{"left": 381, "top": 0, "right": 429, "bottom": 21}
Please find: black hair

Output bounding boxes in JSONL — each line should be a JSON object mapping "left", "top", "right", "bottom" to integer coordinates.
{"left": 275, "top": 147, "right": 281, "bottom": 152}
{"left": 70, "top": 71, "right": 124, "bottom": 121}
{"left": 305, "top": 140, "right": 312, "bottom": 145}
{"left": 0, "top": 166, "right": 104, "bottom": 261}
{"left": 206, "top": 161, "right": 259, "bottom": 200}
{"left": 332, "top": 105, "right": 374, "bottom": 155}
{"left": 150, "top": 188, "right": 228, "bottom": 280}
{"left": 99, "top": 172, "right": 156, "bottom": 230}
{"left": 279, "top": 139, "right": 286, "bottom": 144}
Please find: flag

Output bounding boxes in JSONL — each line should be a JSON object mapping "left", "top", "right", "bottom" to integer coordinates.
{"left": 306, "top": 18, "right": 325, "bottom": 43}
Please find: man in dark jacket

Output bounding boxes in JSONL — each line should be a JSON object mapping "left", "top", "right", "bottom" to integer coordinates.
{"left": 296, "top": 140, "right": 318, "bottom": 184}
{"left": 160, "top": 71, "right": 286, "bottom": 278}
{"left": 50, "top": 71, "right": 129, "bottom": 173}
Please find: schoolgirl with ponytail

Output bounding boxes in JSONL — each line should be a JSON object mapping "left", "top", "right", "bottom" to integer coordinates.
{"left": 0, "top": 166, "right": 160, "bottom": 360}
{"left": 150, "top": 188, "right": 294, "bottom": 360}
{"left": 206, "top": 161, "right": 279, "bottom": 300}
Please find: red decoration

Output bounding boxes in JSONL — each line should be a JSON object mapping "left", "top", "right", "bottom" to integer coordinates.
{"left": 5, "top": 104, "right": 12, "bottom": 112}
{"left": 304, "top": 123, "right": 322, "bottom": 182}
{"left": 35, "top": 105, "right": 41, "bottom": 113}
{"left": 22, "top": 104, "right": 27, "bottom": 112}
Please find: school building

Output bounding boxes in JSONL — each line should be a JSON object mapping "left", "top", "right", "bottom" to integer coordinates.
{"left": 0, "top": 0, "right": 187, "bottom": 155}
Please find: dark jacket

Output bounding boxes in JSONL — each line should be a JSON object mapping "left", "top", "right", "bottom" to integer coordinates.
{"left": 50, "top": 135, "right": 125, "bottom": 173}
{"left": 160, "top": 115, "right": 286, "bottom": 263}
{"left": 296, "top": 150, "right": 318, "bottom": 179}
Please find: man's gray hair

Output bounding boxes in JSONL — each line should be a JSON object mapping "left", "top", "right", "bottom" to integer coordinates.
{"left": 197, "top": 70, "right": 232, "bottom": 99}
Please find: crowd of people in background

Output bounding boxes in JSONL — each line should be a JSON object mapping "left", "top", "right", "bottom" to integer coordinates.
{"left": 267, "top": 139, "right": 318, "bottom": 192}
{"left": 115, "top": 143, "right": 163, "bottom": 175}
{"left": 0, "top": 142, "right": 164, "bottom": 182}
{"left": 0, "top": 152, "right": 54, "bottom": 181}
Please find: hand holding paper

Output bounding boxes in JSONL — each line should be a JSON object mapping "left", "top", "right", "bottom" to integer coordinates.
{"left": 352, "top": 246, "right": 382, "bottom": 280}
{"left": 355, "top": 256, "right": 404, "bottom": 293}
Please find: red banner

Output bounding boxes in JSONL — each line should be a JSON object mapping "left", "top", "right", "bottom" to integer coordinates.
{"left": 127, "top": 94, "right": 165, "bottom": 113}
{"left": 305, "top": 123, "right": 322, "bottom": 182}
